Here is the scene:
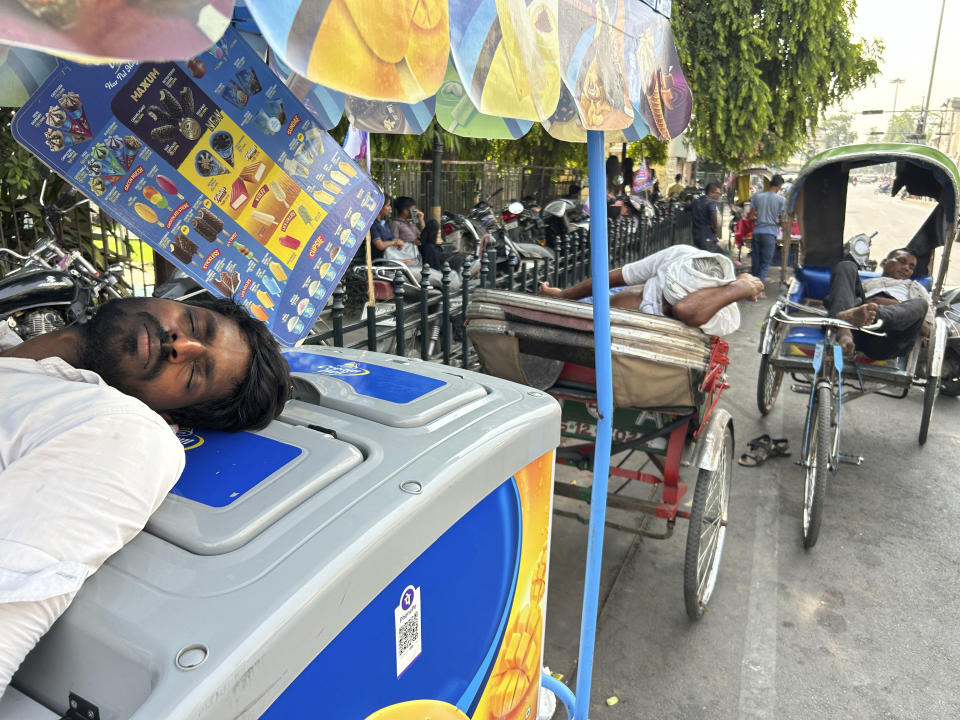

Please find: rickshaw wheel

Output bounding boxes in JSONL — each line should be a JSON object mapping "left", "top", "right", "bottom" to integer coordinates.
{"left": 757, "top": 320, "right": 785, "bottom": 415}
{"left": 756, "top": 353, "right": 784, "bottom": 416}
{"left": 802, "top": 386, "right": 832, "bottom": 549}
{"left": 919, "top": 374, "right": 940, "bottom": 446}
{"left": 683, "top": 423, "right": 732, "bottom": 620}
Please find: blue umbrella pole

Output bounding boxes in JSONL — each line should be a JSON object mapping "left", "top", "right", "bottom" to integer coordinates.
{"left": 572, "top": 129, "right": 614, "bottom": 720}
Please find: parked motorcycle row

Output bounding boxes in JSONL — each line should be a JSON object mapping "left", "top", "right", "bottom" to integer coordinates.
{"left": 0, "top": 180, "right": 123, "bottom": 343}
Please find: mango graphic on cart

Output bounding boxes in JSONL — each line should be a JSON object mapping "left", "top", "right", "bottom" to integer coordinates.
{"left": 364, "top": 700, "right": 468, "bottom": 720}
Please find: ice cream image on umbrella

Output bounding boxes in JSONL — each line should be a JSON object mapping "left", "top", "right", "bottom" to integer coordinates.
{"left": 44, "top": 104, "right": 89, "bottom": 143}
{"left": 90, "top": 142, "right": 124, "bottom": 176}
{"left": 191, "top": 208, "right": 225, "bottom": 243}
{"left": 56, "top": 91, "right": 91, "bottom": 137}
{"left": 105, "top": 135, "right": 128, "bottom": 171}
{"left": 261, "top": 274, "right": 281, "bottom": 296}
{"left": 123, "top": 136, "right": 142, "bottom": 168}
{"left": 156, "top": 175, "right": 184, "bottom": 200}
{"left": 143, "top": 186, "right": 169, "bottom": 210}
{"left": 268, "top": 181, "right": 290, "bottom": 207}
{"left": 295, "top": 205, "right": 313, "bottom": 225}
{"left": 195, "top": 150, "right": 229, "bottom": 177}
{"left": 134, "top": 202, "right": 166, "bottom": 227}
{"left": 282, "top": 158, "right": 308, "bottom": 178}
{"left": 210, "top": 131, "right": 234, "bottom": 166}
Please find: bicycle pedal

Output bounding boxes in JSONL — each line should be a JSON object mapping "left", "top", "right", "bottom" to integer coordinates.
{"left": 837, "top": 453, "right": 864, "bottom": 466}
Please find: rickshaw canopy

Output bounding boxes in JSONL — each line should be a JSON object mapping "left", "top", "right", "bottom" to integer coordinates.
{"left": 787, "top": 143, "right": 960, "bottom": 275}
{"left": 728, "top": 166, "right": 775, "bottom": 205}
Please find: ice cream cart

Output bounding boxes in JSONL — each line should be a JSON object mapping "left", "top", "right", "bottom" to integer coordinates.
{"left": 0, "top": 1, "right": 695, "bottom": 718}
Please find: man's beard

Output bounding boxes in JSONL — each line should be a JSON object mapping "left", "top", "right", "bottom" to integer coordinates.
{"left": 79, "top": 299, "right": 168, "bottom": 393}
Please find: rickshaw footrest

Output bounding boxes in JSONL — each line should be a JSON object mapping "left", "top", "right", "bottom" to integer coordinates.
{"left": 838, "top": 453, "right": 864, "bottom": 466}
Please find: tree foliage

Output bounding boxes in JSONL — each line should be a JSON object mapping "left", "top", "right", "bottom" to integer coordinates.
{"left": 820, "top": 113, "right": 858, "bottom": 148}
{"left": 672, "top": 0, "right": 882, "bottom": 168}
{"left": 885, "top": 105, "right": 922, "bottom": 143}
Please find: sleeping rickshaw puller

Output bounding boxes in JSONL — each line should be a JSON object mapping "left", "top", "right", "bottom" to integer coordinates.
{"left": 827, "top": 248, "right": 933, "bottom": 358}
{"left": 539, "top": 244, "right": 764, "bottom": 335}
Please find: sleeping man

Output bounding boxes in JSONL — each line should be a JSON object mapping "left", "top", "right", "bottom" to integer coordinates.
{"left": 538, "top": 244, "right": 765, "bottom": 336}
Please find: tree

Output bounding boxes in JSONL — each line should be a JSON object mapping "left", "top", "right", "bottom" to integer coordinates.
{"left": 672, "top": 0, "right": 882, "bottom": 168}
{"left": 821, "top": 114, "right": 858, "bottom": 148}
{"left": 885, "top": 105, "right": 922, "bottom": 143}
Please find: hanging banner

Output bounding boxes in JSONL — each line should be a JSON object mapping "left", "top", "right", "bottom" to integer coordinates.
{"left": 13, "top": 28, "right": 383, "bottom": 347}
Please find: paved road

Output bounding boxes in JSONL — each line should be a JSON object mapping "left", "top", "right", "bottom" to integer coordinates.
{"left": 542, "top": 235, "right": 960, "bottom": 718}
{"left": 844, "top": 183, "right": 958, "bottom": 285}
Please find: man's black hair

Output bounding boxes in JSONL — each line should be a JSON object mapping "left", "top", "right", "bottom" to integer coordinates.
{"left": 771, "top": 174, "right": 785, "bottom": 187}
{"left": 887, "top": 247, "right": 918, "bottom": 260}
{"left": 568, "top": 183, "right": 582, "bottom": 196}
{"left": 394, "top": 196, "right": 416, "bottom": 216}
{"left": 166, "top": 297, "right": 291, "bottom": 432}
{"left": 675, "top": 173, "right": 683, "bottom": 181}
{"left": 705, "top": 182, "right": 722, "bottom": 193}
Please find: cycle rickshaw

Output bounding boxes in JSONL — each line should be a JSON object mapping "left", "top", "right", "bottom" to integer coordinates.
{"left": 467, "top": 288, "right": 734, "bottom": 619}
{"left": 756, "top": 143, "right": 957, "bottom": 548}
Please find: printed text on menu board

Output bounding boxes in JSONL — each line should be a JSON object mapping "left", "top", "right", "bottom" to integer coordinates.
{"left": 12, "top": 29, "right": 383, "bottom": 347}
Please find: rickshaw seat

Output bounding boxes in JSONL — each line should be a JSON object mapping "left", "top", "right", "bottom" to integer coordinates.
{"left": 465, "top": 289, "right": 713, "bottom": 410}
{"left": 790, "top": 266, "right": 932, "bottom": 303}
{"left": 780, "top": 325, "right": 908, "bottom": 370}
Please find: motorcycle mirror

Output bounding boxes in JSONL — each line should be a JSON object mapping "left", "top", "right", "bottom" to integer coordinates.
{"left": 508, "top": 201, "right": 524, "bottom": 214}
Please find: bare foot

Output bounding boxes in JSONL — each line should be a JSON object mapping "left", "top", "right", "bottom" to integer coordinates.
{"left": 538, "top": 281, "right": 563, "bottom": 298}
{"left": 836, "top": 327, "right": 855, "bottom": 356}
{"left": 836, "top": 302, "right": 878, "bottom": 327}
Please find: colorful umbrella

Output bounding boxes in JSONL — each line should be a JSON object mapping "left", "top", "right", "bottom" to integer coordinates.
{"left": 0, "top": 0, "right": 233, "bottom": 63}
{"left": 240, "top": 0, "right": 690, "bottom": 141}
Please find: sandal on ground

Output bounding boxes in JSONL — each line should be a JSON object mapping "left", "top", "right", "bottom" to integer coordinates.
{"left": 738, "top": 434, "right": 791, "bottom": 466}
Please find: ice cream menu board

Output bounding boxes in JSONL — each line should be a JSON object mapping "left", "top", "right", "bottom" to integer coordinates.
{"left": 12, "top": 28, "right": 383, "bottom": 347}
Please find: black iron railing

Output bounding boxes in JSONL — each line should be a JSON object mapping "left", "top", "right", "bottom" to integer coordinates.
{"left": 304, "top": 210, "right": 693, "bottom": 367}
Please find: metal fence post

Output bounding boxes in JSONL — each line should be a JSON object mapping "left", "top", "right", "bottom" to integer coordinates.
{"left": 441, "top": 262, "right": 452, "bottom": 365}
{"left": 393, "top": 271, "right": 406, "bottom": 357}
{"left": 366, "top": 302, "right": 377, "bottom": 350}
{"left": 419, "top": 276, "right": 430, "bottom": 361}
{"left": 332, "top": 282, "right": 345, "bottom": 347}
{"left": 486, "top": 247, "right": 497, "bottom": 288}
{"left": 460, "top": 259, "right": 471, "bottom": 368}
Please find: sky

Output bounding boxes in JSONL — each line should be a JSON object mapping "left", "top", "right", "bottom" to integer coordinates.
{"left": 833, "top": 0, "right": 960, "bottom": 140}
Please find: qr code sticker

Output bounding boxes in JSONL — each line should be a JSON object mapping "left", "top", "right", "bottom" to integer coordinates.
{"left": 395, "top": 585, "right": 422, "bottom": 677}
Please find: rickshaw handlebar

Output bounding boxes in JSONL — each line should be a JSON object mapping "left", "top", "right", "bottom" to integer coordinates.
{"left": 773, "top": 309, "right": 886, "bottom": 336}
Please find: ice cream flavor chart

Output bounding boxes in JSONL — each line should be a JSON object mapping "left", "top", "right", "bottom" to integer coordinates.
{"left": 13, "top": 28, "right": 383, "bottom": 346}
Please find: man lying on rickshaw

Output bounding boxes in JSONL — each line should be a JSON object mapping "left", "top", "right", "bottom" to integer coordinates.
{"left": 827, "top": 247, "right": 934, "bottom": 359}
{"left": 539, "top": 245, "right": 764, "bottom": 334}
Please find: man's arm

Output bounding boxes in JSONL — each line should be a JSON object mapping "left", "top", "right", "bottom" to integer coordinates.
{"left": 0, "top": 410, "right": 183, "bottom": 695}
{"left": 710, "top": 200, "right": 720, "bottom": 236}
{"left": 539, "top": 268, "right": 626, "bottom": 300}
{"left": 671, "top": 274, "right": 764, "bottom": 327}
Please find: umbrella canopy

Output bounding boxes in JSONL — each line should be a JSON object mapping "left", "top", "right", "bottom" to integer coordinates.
{"left": 0, "top": 0, "right": 232, "bottom": 63}
{"left": 1, "top": 0, "right": 690, "bottom": 144}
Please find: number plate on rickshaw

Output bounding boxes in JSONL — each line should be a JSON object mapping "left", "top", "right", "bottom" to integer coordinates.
{"left": 503, "top": 221, "right": 518, "bottom": 230}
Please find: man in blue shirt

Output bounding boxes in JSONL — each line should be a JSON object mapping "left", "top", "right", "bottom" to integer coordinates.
{"left": 749, "top": 175, "right": 786, "bottom": 284}
{"left": 691, "top": 183, "right": 723, "bottom": 252}
{"left": 369, "top": 196, "right": 402, "bottom": 260}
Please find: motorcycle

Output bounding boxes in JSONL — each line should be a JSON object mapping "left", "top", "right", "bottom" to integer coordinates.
{"left": 0, "top": 179, "right": 123, "bottom": 342}
{"left": 541, "top": 197, "right": 589, "bottom": 250}
{"left": 938, "top": 286, "right": 960, "bottom": 397}
{"left": 502, "top": 197, "right": 545, "bottom": 247}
